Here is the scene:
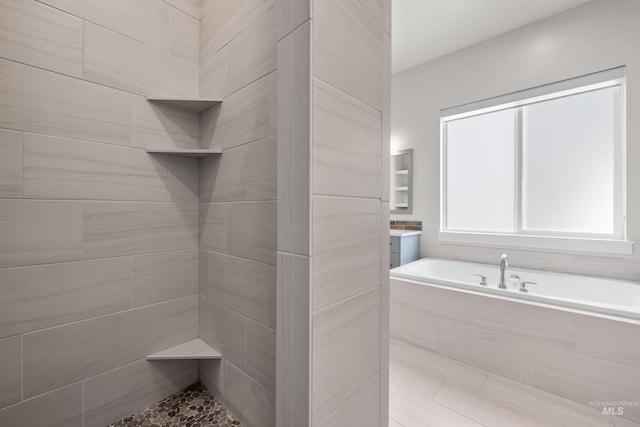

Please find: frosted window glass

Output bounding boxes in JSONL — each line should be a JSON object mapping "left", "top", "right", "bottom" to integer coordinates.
{"left": 446, "top": 109, "right": 515, "bottom": 232}
{"left": 522, "top": 87, "right": 618, "bottom": 234}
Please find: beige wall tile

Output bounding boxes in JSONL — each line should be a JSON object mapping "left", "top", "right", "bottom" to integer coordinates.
{"left": 383, "top": 0, "right": 391, "bottom": 35}
{"left": 200, "top": 358, "right": 224, "bottom": 396}
{"left": 199, "top": 203, "right": 227, "bottom": 253}
{"left": 199, "top": 296, "right": 246, "bottom": 370}
{"left": 83, "top": 202, "right": 199, "bottom": 259}
{"left": 277, "top": 23, "right": 311, "bottom": 256}
{"left": 167, "top": 156, "right": 199, "bottom": 202}
{"left": 382, "top": 32, "right": 391, "bottom": 202}
{"left": 131, "top": 97, "right": 200, "bottom": 150}
{"left": 84, "top": 359, "right": 197, "bottom": 427}
{"left": 209, "top": 252, "right": 276, "bottom": 328}
{"left": 227, "top": 201, "right": 277, "bottom": 265}
{"left": 0, "top": 128, "right": 21, "bottom": 198}
{"left": 312, "top": 288, "right": 381, "bottom": 423}
{"left": 0, "top": 58, "right": 131, "bottom": 146}
{"left": 211, "top": 73, "right": 277, "bottom": 150}
{"left": 380, "top": 202, "right": 390, "bottom": 369}
{"left": 165, "top": 0, "right": 199, "bottom": 18}
{"left": 23, "top": 304, "right": 168, "bottom": 398}
{"left": 227, "top": 6, "right": 277, "bottom": 94}
{"left": 224, "top": 360, "right": 276, "bottom": 427}
{"left": 278, "top": 0, "right": 311, "bottom": 40}
{"left": 312, "top": 79, "right": 381, "bottom": 198}
{"left": 0, "top": 258, "right": 131, "bottom": 339}
{"left": 313, "top": 0, "right": 383, "bottom": 111}
{"left": 133, "top": 250, "right": 199, "bottom": 307}
{"left": 247, "top": 320, "right": 276, "bottom": 394}
{"left": 391, "top": 279, "right": 466, "bottom": 321}
{"left": 201, "top": 136, "right": 277, "bottom": 203}
{"left": 0, "top": 200, "right": 82, "bottom": 268}
{"left": 199, "top": 250, "right": 211, "bottom": 296}
{"left": 0, "top": 383, "right": 82, "bottom": 427}
{"left": 358, "top": 0, "right": 383, "bottom": 24}
{"left": 0, "top": 0, "right": 82, "bottom": 77}
{"left": 84, "top": 23, "right": 198, "bottom": 97}
{"left": 317, "top": 373, "right": 380, "bottom": 427}
{"left": 171, "top": 7, "right": 199, "bottom": 64}
{"left": 200, "top": 0, "right": 276, "bottom": 64}
{"left": 168, "top": 295, "right": 199, "bottom": 345}
{"left": 199, "top": 47, "right": 228, "bottom": 99}
{"left": 0, "top": 336, "right": 21, "bottom": 409}
{"left": 312, "top": 197, "right": 380, "bottom": 310}
{"left": 39, "top": 0, "right": 171, "bottom": 52}
{"left": 23, "top": 133, "right": 169, "bottom": 201}
{"left": 576, "top": 315, "right": 640, "bottom": 369}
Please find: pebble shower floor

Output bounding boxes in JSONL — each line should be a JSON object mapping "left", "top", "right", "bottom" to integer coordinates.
{"left": 107, "top": 383, "right": 244, "bottom": 427}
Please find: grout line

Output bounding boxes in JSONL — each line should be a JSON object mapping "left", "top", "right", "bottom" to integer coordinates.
{"left": 130, "top": 256, "right": 134, "bottom": 309}
{"left": 20, "top": 335, "right": 24, "bottom": 401}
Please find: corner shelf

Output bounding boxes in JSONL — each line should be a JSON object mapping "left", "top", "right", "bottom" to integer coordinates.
{"left": 147, "top": 338, "right": 222, "bottom": 360}
{"left": 146, "top": 97, "right": 223, "bottom": 113}
{"left": 145, "top": 148, "right": 222, "bottom": 158}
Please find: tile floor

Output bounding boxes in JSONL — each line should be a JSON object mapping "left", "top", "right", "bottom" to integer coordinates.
{"left": 389, "top": 338, "right": 639, "bottom": 427}
{"left": 107, "top": 383, "right": 243, "bottom": 427}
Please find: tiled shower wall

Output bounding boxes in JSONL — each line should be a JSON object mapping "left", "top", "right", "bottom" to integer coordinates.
{"left": 0, "top": 0, "right": 202, "bottom": 425}
{"left": 277, "top": 0, "right": 391, "bottom": 425}
{"left": 197, "top": 2, "right": 278, "bottom": 427}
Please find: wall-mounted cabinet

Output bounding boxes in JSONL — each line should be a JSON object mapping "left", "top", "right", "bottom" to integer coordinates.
{"left": 391, "top": 149, "right": 413, "bottom": 214}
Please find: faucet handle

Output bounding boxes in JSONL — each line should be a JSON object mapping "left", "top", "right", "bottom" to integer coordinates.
{"left": 519, "top": 281, "right": 537, "bottom": 293}
{"left": 472, "top": 274, "right": 488, "bottom": 286}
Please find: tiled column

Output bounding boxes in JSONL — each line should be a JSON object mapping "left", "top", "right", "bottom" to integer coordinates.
{"left": 277, "top": 0, "right": 391, "bottom": 425}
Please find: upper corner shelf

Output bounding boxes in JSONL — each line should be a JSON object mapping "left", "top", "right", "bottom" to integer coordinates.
{"left": 145, "top": 148, "right": 222, "bottom": 158}
{"left": 146, "top": 97, "right": 223, "bottom": 113}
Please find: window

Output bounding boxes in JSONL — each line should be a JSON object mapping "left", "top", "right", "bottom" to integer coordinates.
{"left": 439, "top": 68, "right": 631, "bottom": 255}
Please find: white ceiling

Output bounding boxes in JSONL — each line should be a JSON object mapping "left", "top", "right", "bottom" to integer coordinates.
{"left": 392, "top": 0, "right": 593, "bottom": 74}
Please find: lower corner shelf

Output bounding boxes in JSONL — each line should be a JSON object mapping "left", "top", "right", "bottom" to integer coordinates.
{"left": 147, "top": 338, "right": 222, "bottom": 360}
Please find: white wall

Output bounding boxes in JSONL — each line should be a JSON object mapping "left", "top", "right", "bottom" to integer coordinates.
{"left": 391, "top": 0, "right": 640, "bottom": 281}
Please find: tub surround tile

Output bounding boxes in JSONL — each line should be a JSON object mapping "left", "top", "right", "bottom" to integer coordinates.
{"left": 84, "top": 23, "right": 198, "bottom": 97}
{"left": 391, "top": 278, "right": 466, "bottom": 321}
{"left": 312, "top": 196, "right": 380, "bottom": 310}
{"left": 224, "top": 361, "right": 275, "bottom": 427}
{"left": 227, "top": 201, "right": 277, "bottom": 265}
{"left": 390, "top": 304, "right": 440, "bottom": 352}
{"left": 0, "top": 258, "right": 131, "bottom": 338}
{"left": 0, "top": 336, "right": 21, "bottom": 409}
{"left": 209, "top": 252, "right": 277, "bottom": 329}
{"left": 199, "top": 297, "right": 247, "bottom": 371}
{"left": 0, "top": 383, "right": 83, "bottom": 427}
{"left": 576, "top": 315, "right": 640, "bottom": 369}
{"left": 0, "top": 128, "right": 22, "bottom": 198}
{"left": 23, "top": 303, "right": 168, "bottom": 398}
{"left": 390, "top": 386, "right": 484, "bottom": 427}
{"left": 277, "top": 23, "right": 311, "bottom": 256}
{"left": 170, "top": 7, "right": 199, "bottom": 64}
{"left": 23, "top": 133, "right": 169, "bottom": 201}
{"left": 312, "top": 78, "right": 381, "bottom": 199}
{"left": 131, "top": 97, "right": 200, "bottom": 150}
{"left": 168, "top": 295, "right": 199, "bottom": 346}
{"left": 38, "top": 0, "right": 171, "bottom": 52}
{"left": 0, "top": 58, "right": 131, "bottom": 146}
{"left": 317, "top": 373, "right": 380, "bottom": 427}
{"left": 84, "top": 359, "right": 197, "bottom": 427}
{"left": 83, "top": 202, "right": 198, "bottom": 259}
{"left": 247, "top": 320, "right": 276, "bottom": 394}
{"left": 211, "top": 72, "right": 277, "bottom": 150}
{"left": 0, "top": 0, "right": 82, "bottom": 77}
{"left": 199, "top": 203, "right": 227, "bottom": 253}
{"left": 481, "top": 374, "right": 613, "bottom": 427}
{"left": 0, "top": 200, "right": 83, "bottom": 268}
{"left": 313, "top": 0, "right": 383, "bottom": 111}
{"left": 434, "top": 382, "right": 564, "bottom": 427}
{"left": 227, "top": 6, "right": 278, "bottom": 95}
{"left": 312, "top": 287, "right": 381, "bottom": 423}
{"left": 133, "top": 250, "right": 199, "bottom": 307}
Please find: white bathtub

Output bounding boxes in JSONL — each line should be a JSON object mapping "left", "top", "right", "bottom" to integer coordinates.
{"left": 390, "top": 258, "right": 640, "bottom": 320}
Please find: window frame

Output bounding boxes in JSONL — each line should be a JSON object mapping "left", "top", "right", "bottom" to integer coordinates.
{"left": 438, "top": 67, "right": 632, "bottom": 255}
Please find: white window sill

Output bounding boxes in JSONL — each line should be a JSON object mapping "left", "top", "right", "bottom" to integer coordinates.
{"left": 438, "top": 231, "right": 633, "bottom": 256}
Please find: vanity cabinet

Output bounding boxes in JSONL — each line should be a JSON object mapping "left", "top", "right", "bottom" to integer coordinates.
{"left": 390, "top": 230, "right": 421, "bottom": 268}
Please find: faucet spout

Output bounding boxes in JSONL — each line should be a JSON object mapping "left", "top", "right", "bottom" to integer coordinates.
{"left": 499, "top": 254, "right": 508, "bottom": 289}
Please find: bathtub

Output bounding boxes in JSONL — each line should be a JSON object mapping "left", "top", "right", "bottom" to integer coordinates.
{"left": 390, "top": 258, "right": 640, "bottom": 320}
